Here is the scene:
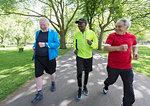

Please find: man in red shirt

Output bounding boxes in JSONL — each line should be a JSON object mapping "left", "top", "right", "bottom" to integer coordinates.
{"left": 103, "top": 18, "right": 139, "bottom": 106}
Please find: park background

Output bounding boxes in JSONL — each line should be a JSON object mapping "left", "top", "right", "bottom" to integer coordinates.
{"left": 0, "top": 0, "right": 150, "bottom": 102}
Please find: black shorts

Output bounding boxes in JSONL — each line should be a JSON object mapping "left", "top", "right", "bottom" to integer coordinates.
{"left": 76, "top": 56, "right": 93, "bottom": 73}
{"left": 35, "top": 56, "right": 56, "bottom": 77}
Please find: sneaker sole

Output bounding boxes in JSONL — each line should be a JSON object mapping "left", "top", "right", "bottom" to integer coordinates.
{"left": 31, "top": 97, "right": 43, "bottom": 103}
{"left": 83, "top": 92, "right": 89, "bottom": 96}
{"left": 76, "top": 96, "right": 82, "bottom": 100}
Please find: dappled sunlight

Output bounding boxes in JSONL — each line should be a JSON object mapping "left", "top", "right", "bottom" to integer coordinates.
{"left": 93, "top": 53, "right": 107, "bottom": 60}
{"left": 0, "top": 74, "right": 9, "bottom": 79}
{"left": 67, "top": 79, "right": 76, "bottom": 84}
{"left": 6, "top": 92, "right": 25, "bottom": 104}
{"left": 97, "top": 80, "right": 104, "bottom": 85}
{"left": 59, "top": 99, "right": 72, "bottom": 106}
{"left": 134, "top": 89, "right": 143, "bottom": 99}
{"left": 43, "top": 79, "right": 48, "bottom": 85}
{"left": 2, "top": 49, "right": 150, "bottom": 106}
{"left": 89, "top": 82, "right": 94, "bottom": 86}
{"left": 59, "top": 69, "right": 68, "bottom": 73}
{"left": 28, "top": 84, "right": 36, "bottom": 91}
{"left": 61, "top": 64, "right": 74, "bottom": 68}
{"left": 1, "top": 63, "right": 33, "bottom": 75}
{"left": 114, "top": 85, "right": 123, "bottom": 90}
{"left": 99, "top": 72, "right": 106, "bottom": 76}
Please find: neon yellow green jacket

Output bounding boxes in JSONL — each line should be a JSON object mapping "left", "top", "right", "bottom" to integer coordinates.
{"left": 73, "top": 29, "right": 98, "bottom": 59}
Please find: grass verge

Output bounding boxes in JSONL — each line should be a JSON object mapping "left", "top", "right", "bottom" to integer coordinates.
{"left": 0, "top": 47, "right": 72, "bottom": 101}
{"left": 95, "top": 46, "right": 150, "bottom": 78}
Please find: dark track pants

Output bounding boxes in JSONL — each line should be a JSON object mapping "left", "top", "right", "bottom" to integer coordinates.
{"left": 76, "top": 56, "right": 92, "bottom": 88}
{"left": 104, "top": 66, "right": 135, "bottom": 106}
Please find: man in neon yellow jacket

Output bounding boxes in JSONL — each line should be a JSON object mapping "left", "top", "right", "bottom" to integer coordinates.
{"left": 73, "top": 18, "right": 98, "bottom": 100}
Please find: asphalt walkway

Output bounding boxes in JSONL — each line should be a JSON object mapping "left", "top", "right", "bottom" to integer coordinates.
{"left": 1, "top": 49, "right": 150, "bottom": 106}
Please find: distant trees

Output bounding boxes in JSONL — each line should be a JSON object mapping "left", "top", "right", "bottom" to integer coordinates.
{"left": 81, "top": 0, "right": 150, "bottom": 49}
{"left": 0, "top": 0, "right": 149, "bottom": 49}
{"left": 0, "top": 15, "right": 34, "bottom": 47}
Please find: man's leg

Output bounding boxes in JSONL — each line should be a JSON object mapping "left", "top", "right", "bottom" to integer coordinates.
{"left": 103, "top": 66, "right": 120, "bottom": 94}
{"left": 83, "top": 71, "right": 89, "bottom": 95}
{"left": 76, "top": 56, "right": 83, "bottom": 100}
{"left": 120, "top": 69, "right": 135, "bottom": 106}
{"left": 84, "top": 71, "right": 89, "bottom": 87}
{"left": 36, "top": 76, "right": 43, "bottom": 91}
{"left": 104, "top": 66, "right": 120, "bottom": 87}
{"left": 31, "top": 57, "right": 44, "bottom": 103}
{"left": 50, "top": 73, "right": 56, "bottom": 92}
{"left": 32, "top": 76, "right": 43, "bottom": 103}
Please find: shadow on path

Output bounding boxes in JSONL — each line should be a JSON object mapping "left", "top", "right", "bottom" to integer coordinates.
{"left": 1, "top": 49, "right": 150, "bottom": 106}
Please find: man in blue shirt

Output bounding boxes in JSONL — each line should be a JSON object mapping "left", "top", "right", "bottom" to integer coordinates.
{"left": 31, "top": 17, "right": 60, "bottom": 103}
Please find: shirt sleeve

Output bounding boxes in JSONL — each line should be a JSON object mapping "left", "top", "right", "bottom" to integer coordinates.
{"left": 132, "top": 35, "right": 137, "bottom": 46}
{"left": 73, "top": 33, "right": 77, "bottom": 51}
{"left": 104, "top": 34, "right": 114, "bottom": 46}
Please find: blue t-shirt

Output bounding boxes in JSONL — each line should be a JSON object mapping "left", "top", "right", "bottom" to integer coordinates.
{"left": 35, "top": 31, "right": 48, "bottom": 56}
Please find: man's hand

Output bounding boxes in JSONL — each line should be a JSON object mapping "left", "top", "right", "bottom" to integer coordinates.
{"left": 87, "top": 40, "right": 92, "bottom": 45}
{"left": 74, "top": 50, "right": 78, "bottom": 55}
{"left": 32, "top": 47, "right": 35, "bottom": 51}
{"left": 133, "top": 53, "right": 139, "bottom": 60}
{"left": 119, "top": 44, "right": 128, "bottom": 51}
{"left": 39, "top": 42, "right": 45, "bottom": 48}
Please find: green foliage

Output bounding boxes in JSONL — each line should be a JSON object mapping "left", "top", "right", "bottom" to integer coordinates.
{"left": 0, "top": 15, "right": 34, "bottom": 46}
{"left": 0, "top": 0, "right": 19, "bottom": 12}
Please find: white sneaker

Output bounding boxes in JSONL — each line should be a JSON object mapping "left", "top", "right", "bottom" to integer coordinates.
{"left": 103, "top": 86, "right": 108, "bottom": 94}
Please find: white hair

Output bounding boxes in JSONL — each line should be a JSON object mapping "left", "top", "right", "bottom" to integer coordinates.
{"left": 116, "top": 17, "right": 131, "bottom": 30}
{"left": 39, "top": 17, "right": 50, "bottom": 25}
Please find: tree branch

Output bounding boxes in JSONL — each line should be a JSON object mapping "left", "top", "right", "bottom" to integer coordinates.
{"left": 104, "top": 28, "right": 115, "bottom": 32}
{"left": 38, "top": 0, "right": 51, "bottom": 7}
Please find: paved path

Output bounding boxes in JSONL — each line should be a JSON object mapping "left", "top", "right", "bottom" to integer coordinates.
{"left": 1, "top": 49, "right": 150, "bottom": 106}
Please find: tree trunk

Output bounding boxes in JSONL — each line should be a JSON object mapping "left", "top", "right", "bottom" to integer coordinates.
{"left": 59, "top": 32, "right": 66, "bottom": 49}
{"left": 0, "top": 34, "right": 6, "bottom": 44}
{"left": 1, "top": 37, "right": 4, "bottom": 44}
{"left": 24, "top": 38, "right": 27, "bottom": 46}
{"left": 16, "top": 38, "right": 21, "bottom": 47}
{"left": 98, "top": 29, "right": 104, "bottom": 50}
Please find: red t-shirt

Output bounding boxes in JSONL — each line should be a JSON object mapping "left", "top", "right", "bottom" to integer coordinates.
{"left": 105, "top": 32, "right": 137, "bottom": 69}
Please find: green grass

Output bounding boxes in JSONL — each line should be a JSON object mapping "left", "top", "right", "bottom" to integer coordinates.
{"left": 0, "top": 47, "right": 72, "bottom": 101}
{"left": 95, "top": 46, "right": 150, "bottom": 78}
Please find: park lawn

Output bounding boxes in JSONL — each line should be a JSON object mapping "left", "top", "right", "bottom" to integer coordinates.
{"left": 0, "top": 47, "right": 72, "bottom": 101}
{"left": 95, "top": 46, "right": 150, "bottom": 78}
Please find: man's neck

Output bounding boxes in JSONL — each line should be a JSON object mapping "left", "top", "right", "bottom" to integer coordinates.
{"left": 42, "top": 29, "right": 48, "bottom": 32}
{"left": 81, "top": 29, "right": 85, "bottom": 34}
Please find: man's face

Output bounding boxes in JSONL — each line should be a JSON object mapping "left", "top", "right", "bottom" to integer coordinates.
{"left": 78, "top": 22, "right": 87, "bottom": 32}
{"left": 115, "top": 21, "right": 128, "bottom": 35}
{"left": 40, "top": 21, "right": 49, "bottom": 31}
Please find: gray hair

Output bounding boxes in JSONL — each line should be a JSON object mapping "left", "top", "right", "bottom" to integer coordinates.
{"left": 39, "top": 17, "right": 50, "bottom": 25}
{"left": 116, "top": 17, "right": 131, "bottom": 30}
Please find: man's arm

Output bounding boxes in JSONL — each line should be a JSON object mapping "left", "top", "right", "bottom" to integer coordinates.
{"left": 45, "top": 31, "right": 60, "bottom": 48}
{"left": 104, "top": 44, "right": 128, "bottom": 52}
{"left": 132, "top": 46, "right": 139, "bottom": 60}
{"left": 89, "top": 32, "right": 98, "bottom": 49}
{"left": 73, "top": 34, "right": 78, "bottom": 55}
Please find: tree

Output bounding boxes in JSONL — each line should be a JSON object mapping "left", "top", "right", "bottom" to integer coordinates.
{"left": 0, "top": 16, "right": 12, "bottom": 46}
{"left": 0, "top": 0, "right": 82, "bottom": 49}
{"left": 81, "top": 0, "right": 101, "bottom": 31}
{"left": 81, "top": 0, "right": 150, "bottom": 50}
